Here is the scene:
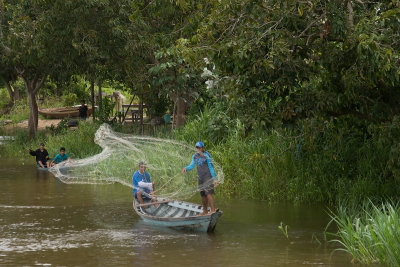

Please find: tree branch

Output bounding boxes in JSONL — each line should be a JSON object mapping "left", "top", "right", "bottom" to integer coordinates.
{"left": 347, "top": 0, "right": 354, "bottom": 32}
{"left": 34, "top": 74, "right": 47, "bottom": 94}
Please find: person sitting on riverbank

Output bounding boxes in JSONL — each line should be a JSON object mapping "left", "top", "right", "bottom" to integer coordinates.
{"left": 28, "top": 143, "right": 50, "bottom": 168}
{"left": 50, "top": 147, "right": 71, "bottom": 167}
{"left": 132, "top": 161, "right": 158, "bottom": 208}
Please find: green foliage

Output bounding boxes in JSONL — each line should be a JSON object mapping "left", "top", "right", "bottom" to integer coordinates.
{"left": 329, "top": 201, "right": 400, "bottom": 265}
{"left": 0, "top": 121, "right": 102, "bottom": 161}
{"left": 95, "top": 97, "right": 113, "bottom": 122}
{"left": 0, "top": 89, "right": 10, "bottom": 109}
{"left": 0, "top": 99, "right": 30, "bottom": 123}
{"left": 67, "top": 76, "right": 90, "bottom": 101}
{"left": 175, "top": 104, "right": 235, "bottom": 145}
{"left": 278, "top": 222, "right": 289, "bottom": 239}
{"left": 176, "top": 110, "right": 400, "bottom": 203}
{"left": 1, "top": 0, "right": 400, "bottom": 205}
{"left": 61, "top": 92, "right": 78, "bottom": 107}
{"left": 180, "top": 0, "right": 400, "bottom": 130}
{"left": 47, "top": 118, "right": 69, "bottom": 135}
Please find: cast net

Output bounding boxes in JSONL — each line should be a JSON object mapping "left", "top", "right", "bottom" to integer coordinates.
{"left": 49, "top": 124, "right": 224, "bottom": 199}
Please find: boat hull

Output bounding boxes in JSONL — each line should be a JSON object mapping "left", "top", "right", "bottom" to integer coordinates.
{"left": 133, "top": 198, "right": 222, "bottom": 232}
{"left": 38, "top": 107, "right": 94, "bottom": 119}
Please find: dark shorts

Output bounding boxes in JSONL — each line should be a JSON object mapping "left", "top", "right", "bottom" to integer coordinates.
{"left": 199, "top": 178, "right": 214, "bottom": 197}
{"left": 200, "top": 187, "right": 214, "bottom": 197}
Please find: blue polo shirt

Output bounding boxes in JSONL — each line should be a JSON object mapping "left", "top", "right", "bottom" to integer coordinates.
{"left": 54, "top": 153, "right": 69, "bottom": 164}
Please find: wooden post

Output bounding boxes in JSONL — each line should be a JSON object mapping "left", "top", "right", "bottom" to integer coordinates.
{"left": 140, "top": 95, "right": 144, "bottom": 135}
{"left": 98, "top": 80, "right": 102, "bottom": 114}
{"left": 90, "top": 79, "right": 95, "bottom": 120}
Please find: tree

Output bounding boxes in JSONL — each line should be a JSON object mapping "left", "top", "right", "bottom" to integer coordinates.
{"left": 149, "top": 45, "right": 203, "bottom": 127}
{"left": 182, "top": 0, "right": 400, "bottom": 129}
{"left": 119, "top": 0, "right": 212, "bottom": 126}
{"left": 1, "top": 0, "right": 130, "bottom": 135}
{"left": 2, "top": 1, "right": 78, "bottom": 136}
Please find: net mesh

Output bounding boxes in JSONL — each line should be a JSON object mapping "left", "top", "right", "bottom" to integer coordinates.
{"left": 49, "top": 124, "right": 224, "bottom": 199}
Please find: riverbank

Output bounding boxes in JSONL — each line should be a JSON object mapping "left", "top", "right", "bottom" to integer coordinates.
{"left": 2, "top": 119, "right": 62, "bottom": 131}
{"left": 2, "top": 111, "right": 400, "bottom": 205}
{"left": 0, "top": 120, "right": 102, "bottom": 161}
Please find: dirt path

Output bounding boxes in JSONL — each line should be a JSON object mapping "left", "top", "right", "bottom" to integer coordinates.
{"left": 2, "top": 119, "right": 62, "bottom": 131}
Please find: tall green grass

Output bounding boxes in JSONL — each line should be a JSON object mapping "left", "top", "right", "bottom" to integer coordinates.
{"left": 0, "top": 99, "right": 30, "bottom": 123}
{"left": 329, "top": 201, "right": 400, "bottom": 266}
{"left": 0, "top": 121, "right": 102, "bottom": 162}
{"left": 2, "top": 102, "right": 400, "bottom": 204}
{"left": 174, "top": 106, "right": 400, "bottom": 203}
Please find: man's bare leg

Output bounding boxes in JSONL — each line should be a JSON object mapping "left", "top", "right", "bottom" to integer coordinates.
{"left": 207, "top": 194, "right": 215, "bottom": 213}
{"left": 38, "top": 161, "right": 45, "bottom": 168}
{"left": 136, "top": 191, "right": 144, "bottom": 204}
{"left": 198, "top": 195, "right": 208, "bottom": 215}
{"left": 150, "top": 191, "right": 159, "bottom": 208}
{"left": 46, "top": 161, "right": 50, "bottom": 168}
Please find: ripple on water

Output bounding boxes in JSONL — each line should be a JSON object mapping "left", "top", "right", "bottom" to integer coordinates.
{"left": 0, "top": 205, "right": 55, "bottom": 209}
{"left": 0, "top": 228, "right": 197, "bottom": 253}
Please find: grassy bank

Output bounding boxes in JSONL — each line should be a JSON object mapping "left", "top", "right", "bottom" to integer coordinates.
{"left": 0, "top": 121, "right": 102, "bottom": 162}
{"left": 329, "top": 201, "right": 400, "bottom": 265}
{"left": 174, "top": 107, "right": 400, "bottom": 204}
{"left": 1, "top": 105, "right": 400, "bottom": 204}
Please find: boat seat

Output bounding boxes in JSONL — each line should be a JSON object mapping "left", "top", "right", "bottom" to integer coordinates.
{"left": 144, "top": 203, "right": 163, "bottom": 216}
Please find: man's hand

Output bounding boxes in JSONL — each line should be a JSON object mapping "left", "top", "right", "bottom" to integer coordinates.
{"left": 182, "top": 168, "right": 187, "bottom": 174}
{"left": 213, "top": 179, "right": 218, "bottom": 187}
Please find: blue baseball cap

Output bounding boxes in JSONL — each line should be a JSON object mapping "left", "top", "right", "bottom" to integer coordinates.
{"left": 195, "top": 141, "right": 204, "bottom": 148}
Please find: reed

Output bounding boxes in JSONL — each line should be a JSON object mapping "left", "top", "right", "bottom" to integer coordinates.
{"left": 329, "top": 201, "right": 400, "bottom": 265}
{"left": 0, "top": 121, "right": 102, "bottom": 161}
{"left": 2, "top": 103, "right": 400, "bottom": 204}
{"left": 174, "top": 107, "right": 400, "bottom": 203}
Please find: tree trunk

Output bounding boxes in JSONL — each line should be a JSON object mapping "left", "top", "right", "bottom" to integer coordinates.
{"left": 347, "top": 0, "right": 354, "bottom": 32}
{"left": 4, "top": 79, "right": 15, "bottom": 107}
{"left": 14, "top": 87, "right": 21, "bottom": 101}
{"left": 98, "top": 79, "right": 102, "bottom": 113}
{"left": 175, "top": 97, "right": 188, "bottom": 127}
{"left": 19, "top": 72, "right": 47, "bottom": 137}
{"left": 90, "top": 79, "right": 95, "bottom": 120}
{"left": 27, "top": 91, "right": 38, "bottom": 137}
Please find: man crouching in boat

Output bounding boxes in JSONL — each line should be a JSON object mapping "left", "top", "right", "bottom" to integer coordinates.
{"left": 182, "top": 141, "right": 218, "bottom": 215}
{"left": 28, "top": 142, "right": 50, "bottom": 168}
{"left": 132, "top": 161, "right": 158, "bottom": 208}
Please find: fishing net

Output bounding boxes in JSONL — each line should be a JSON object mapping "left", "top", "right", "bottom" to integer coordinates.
{"left": 49, "top": 124, "right": 224, "bottom": 199}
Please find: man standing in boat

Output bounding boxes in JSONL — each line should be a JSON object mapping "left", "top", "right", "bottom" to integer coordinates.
{"left": 182, "top": 141, "right": 218, "bottom": 215}
{"left": 132, "top": 161, "right": 158, "bottom": 207}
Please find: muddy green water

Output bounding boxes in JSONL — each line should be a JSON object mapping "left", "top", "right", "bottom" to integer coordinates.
{"left": 0, "top": 162, "right": 354, "bottom": 266}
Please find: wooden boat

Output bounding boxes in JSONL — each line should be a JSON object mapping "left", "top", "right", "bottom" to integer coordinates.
{"left": 133, "top": 197, "right": 222, "bottom": 232}
{"left": 37, "top": 165, "right": 49, "bottom": 171}
{"left": 37, "top": 164, "right": 69, "bottom": 171}
{"left": 38, "top": 106, "right": 94, "bottom": 119}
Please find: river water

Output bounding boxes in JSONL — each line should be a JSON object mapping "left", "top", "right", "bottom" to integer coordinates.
{"left": 0, "top": 162, "right": 355, "bottom": 266}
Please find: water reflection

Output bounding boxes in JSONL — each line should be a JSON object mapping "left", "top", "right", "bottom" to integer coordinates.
{"left": 0, "top": 162, "right": 356, "bottom": 266}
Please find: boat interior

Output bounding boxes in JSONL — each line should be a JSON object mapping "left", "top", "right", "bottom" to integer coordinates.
{"left": 134, "top": 199, "right": 208, "bottom": 218}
